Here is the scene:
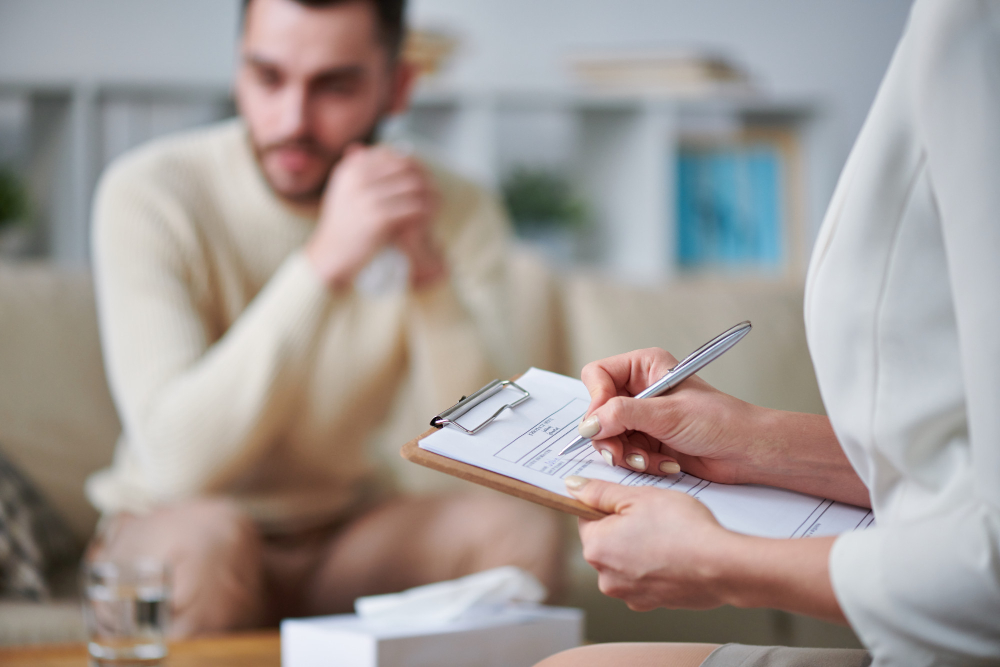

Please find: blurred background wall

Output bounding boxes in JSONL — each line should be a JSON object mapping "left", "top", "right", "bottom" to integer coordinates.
{"left": 0, "top": 0, "right": 913, "bottom": 277}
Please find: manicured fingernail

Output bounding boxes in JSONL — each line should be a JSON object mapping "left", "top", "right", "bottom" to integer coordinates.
{"left": 625, "top": 453, "right": 646, "bottom": 471}
{"left": 658, "top": 461, "right": 681, "bottom": 475}
{"left": 565, "top": 475, "right": 589, "bottom": 490}
{"left": 578, "top": 415, "right": 601, "bottom": 438}
{"left": 600, "top": 450, "right": 614, "bottom": 466}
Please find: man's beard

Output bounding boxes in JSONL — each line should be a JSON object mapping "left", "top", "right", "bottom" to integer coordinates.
{"left": 253, "top": 118, "right": 382, "bottom": 206}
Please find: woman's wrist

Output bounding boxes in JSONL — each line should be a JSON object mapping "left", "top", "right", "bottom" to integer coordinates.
{"left": 706, "top": 532, "right": 847, "bottom": 624}
{"left": 726, "top": 404, "right": 802, "bottom": 485}
{"left": 734, "top": 407, "right": 870, "bottom": 508}
{"left": 736, "top": 405, "right": 818, "bottom": 483}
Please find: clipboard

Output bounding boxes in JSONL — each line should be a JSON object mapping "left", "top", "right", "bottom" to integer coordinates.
{"left": 401, "top": 376, "right": 607, "bottom": 521}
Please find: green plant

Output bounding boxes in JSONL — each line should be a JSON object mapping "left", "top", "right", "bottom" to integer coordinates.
{"left": 501, "top": 167, "right": 588, "bottom": 233}
{"left": 0, "top": 168, "right": 29, "bottom": 229}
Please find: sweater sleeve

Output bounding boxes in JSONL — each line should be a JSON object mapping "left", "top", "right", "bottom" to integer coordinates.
{"left": 403, "top": 176, "right": 523, "bottom": 418}
{"left": 830, "top": 2, "right": 1000, "bottom": 664}
{"left": 91, "top": 162, "right": 344, "bottom": 502}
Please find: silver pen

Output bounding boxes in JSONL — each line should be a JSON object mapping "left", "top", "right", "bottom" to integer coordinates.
{"left": 558, "top": 320, "right": 752, "bottom": 456}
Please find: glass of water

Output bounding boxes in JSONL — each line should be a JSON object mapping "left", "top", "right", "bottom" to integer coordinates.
{"left": 82, "top": 560, "right": 170, "bottom": 665}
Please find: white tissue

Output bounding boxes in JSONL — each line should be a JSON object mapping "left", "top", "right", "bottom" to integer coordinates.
{"left": 354, "top": 246, "right": 410, "bottom": 296}
{"left": 354, "top": 566, "right": 547, "bottom": 624}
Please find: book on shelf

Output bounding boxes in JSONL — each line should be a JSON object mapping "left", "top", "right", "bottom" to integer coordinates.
{"left": 675, "top": 127, "right": 803, "bottom": 275}
{"left": 569, "top": 49, "right": 753, "bottom": 97}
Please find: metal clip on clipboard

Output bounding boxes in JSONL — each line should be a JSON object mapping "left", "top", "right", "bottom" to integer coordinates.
{"left": 430, "top": 379, "right": 530, "bottom": 435}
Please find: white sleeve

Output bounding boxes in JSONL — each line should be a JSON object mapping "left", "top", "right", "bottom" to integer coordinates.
{"left": 831, "top": 2, "right": 1000, "bottom": 665}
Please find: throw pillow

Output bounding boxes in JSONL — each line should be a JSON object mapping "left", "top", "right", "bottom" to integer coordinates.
{"left": 0, "top": 447, "right": 79, "bottom": 599}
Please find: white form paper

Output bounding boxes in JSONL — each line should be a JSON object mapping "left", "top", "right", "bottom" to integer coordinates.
{"left": 420, "top": 368, "right": 874, "bottom": 539}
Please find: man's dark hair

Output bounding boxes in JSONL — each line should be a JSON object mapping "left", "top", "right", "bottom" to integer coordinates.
{"left": 242, "top": 0, "right": 407, "bottom": 59}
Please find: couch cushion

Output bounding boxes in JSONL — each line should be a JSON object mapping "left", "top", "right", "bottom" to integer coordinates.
{"left": 562, "top": 274, "right": 825, "bottom": 415}
{"left": 0, "top": 262, "right": 120, "bottom": 543}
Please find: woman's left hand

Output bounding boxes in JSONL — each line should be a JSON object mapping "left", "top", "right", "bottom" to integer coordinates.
{"left": 566, "top": 475, "right": 739, "bottom": 612}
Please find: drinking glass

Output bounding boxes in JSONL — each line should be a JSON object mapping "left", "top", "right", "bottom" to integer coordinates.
{"left": 82, "top": 560, "right": 170, "bottom": 665}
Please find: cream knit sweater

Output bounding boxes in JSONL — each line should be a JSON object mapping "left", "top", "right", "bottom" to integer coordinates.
{"left": 86, "top": 119, "right": 526, "bottom": 532}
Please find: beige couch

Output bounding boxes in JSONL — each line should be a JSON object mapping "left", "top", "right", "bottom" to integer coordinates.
{"left": 0, "top": 255, "right": 861, "bottom": 649}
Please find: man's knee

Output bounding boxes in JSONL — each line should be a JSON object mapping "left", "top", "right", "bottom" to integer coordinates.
{"left": 109, "top": 498, "right": 259, "bottom": 565}
{"left": 167, "top": 499, "right": 264, "bottom": 635}
{"left": 182, "top": 498, "right": 260, "bottom": 561}
{"left": 95, "top": 498, "right": 265, "bottom": 636}
{"left": 534, "top": 643, "right": 720, "bottom": 667}
{"left": 444, "top": 492, "right": 567, "bottom": 597}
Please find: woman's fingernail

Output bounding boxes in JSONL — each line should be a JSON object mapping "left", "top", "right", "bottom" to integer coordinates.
{"left": 565, "top": 475, "right": 589, "bottom": 490}
{"left": 625, "top": 453, "right": 646, "bottom": 471}
{"left": 578, "top": 415, "right": 601, "bottom": 438}
{"left": 658, "top": 461, "right": 681, "bottom": 475}
{"left": 600, "top": 450, "right": 614, "bottom": 466}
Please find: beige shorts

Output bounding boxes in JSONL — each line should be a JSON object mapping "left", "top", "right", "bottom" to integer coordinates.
{"left": 703, "top": 645, "right": 871, "bottom": 667}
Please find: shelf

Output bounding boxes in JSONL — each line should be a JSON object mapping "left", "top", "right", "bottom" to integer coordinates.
{"left": 412, "top": 85, "right": 816, "bottom": 118}
{"left": 1, "top": 79, "right": 820, "bottom": 282}
{"left": 403, "top": 86, "right": 818, "bottom": 283}
{"left": 0, "top": 81, "right": 232, "bottom": 264}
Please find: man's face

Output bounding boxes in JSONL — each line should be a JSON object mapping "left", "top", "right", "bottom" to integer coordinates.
{"left": 236, "top": 0, "right": 408, "bottom": 205}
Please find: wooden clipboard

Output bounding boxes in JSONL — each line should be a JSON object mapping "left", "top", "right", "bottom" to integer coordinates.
{"left": 401, "top": 431, "right": 606, "bottom": 521}
{"left": 402, "top": 373, "right": 607, "bottom": 521}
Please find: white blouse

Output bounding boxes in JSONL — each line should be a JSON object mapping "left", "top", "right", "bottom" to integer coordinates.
{"left": 805, "top": 1, "right": 1000, "bottom": 665}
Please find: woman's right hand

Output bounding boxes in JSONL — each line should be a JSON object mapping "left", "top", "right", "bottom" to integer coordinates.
{"left": 578, "top": 347, "right": 768, "bottom": 483}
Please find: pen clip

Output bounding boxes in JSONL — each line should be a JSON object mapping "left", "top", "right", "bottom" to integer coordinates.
{"left": 637, "top": 320, "right": 752, "bottom": 398}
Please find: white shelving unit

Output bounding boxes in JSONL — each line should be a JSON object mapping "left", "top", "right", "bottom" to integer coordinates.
{"left": 0, "top": 82, "right": 232, "bottom": 264}
{"left": 401, "top": 87, "right": 818, "bottom": 284}
{"left": 0, "top": 80, "right": 817, "bottom": 281}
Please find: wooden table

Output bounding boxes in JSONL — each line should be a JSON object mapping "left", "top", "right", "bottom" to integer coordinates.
{"left": 0, "top": 631, "right": 280, "bottom": 667}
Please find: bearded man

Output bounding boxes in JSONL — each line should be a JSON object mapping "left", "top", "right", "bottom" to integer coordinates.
{"left": 86, "top": 0, "right": 562, "bottom": 636}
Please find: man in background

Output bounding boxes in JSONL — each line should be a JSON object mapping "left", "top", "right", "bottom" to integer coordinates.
{"left": 86, "top": 0, "right": 562, "bottom": 636}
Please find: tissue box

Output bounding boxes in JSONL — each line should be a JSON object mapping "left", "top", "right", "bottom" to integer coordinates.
{"left": 281, "top": 605, "right": 584, "bottom": 667}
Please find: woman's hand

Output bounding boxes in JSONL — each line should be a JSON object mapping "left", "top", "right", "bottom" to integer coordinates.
{"left": 566, "top": 476, "right": 848, "bottom": 623}
{"left": 577, "top": 347, "right": 872, "bottom": 508}
{"left": 578, "top": 347, "right": 766, "bottom": 484}
{"left": 566, "top": 476, "right": 737, "bottom": 611}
